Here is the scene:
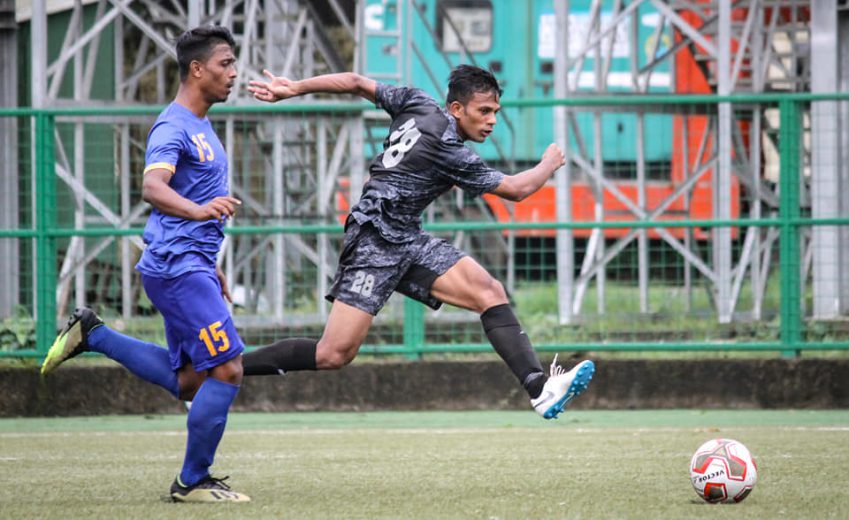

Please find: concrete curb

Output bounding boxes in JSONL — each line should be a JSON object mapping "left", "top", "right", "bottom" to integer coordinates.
{"left": 5, "top": 358, "right": 849, "bottom": 417}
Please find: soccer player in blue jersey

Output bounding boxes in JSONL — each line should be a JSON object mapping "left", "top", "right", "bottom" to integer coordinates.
{"left": 41, "top": 25, "right": 249, "bottom": 503}
{"left": 245, "top": 65, "right": 595, "bottom": 419}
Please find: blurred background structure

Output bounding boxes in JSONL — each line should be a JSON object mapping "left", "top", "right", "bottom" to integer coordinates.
{"left": 1, "top": 0, "right": 848, "bottom": 356}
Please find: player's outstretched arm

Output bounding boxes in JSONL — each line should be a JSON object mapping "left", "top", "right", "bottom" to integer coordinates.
{"left": 489, "top": 143, "right": 566, "bottom": 202}
{"left": 143, "top": 169, "right": 241, "bottom": 222}
{"left": 247, "top": 70, "right": 377, "bottom": 103}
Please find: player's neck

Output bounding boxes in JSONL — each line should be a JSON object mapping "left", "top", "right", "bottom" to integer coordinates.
{"left": 174, "top": 85, "right": 212, "bottom": 119}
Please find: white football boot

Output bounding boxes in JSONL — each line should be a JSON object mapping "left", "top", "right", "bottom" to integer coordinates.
{"left": 531, "top": 355, "right": 595, "bottom": 419}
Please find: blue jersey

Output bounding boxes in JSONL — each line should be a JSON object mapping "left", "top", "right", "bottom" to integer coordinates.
{"left": 136, "top": 102, "right": 229, "bottom": 278}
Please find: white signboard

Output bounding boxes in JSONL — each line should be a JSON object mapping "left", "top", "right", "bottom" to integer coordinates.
{"left": 442, "top": 7, "right": 493, "bottom": 53}
{"left": 538, "top": 13, "right": 631, "bottom": 60}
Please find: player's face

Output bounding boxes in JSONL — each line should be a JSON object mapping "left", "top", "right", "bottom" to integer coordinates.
{"left": 450, "top": 91, "right": 500, "bottom": 143}
{"left": 199, "top": 43, "right": 237, "bottom": 103}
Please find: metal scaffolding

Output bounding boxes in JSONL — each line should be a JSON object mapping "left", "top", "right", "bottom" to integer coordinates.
{"left": 552, "top": 0, "right": 846, "bottom": 324}
{"left": 0, "top": 0, "right": 18, "bottom": 319}
{"left": 6, "top": 0, "right": 846, "bottom": 330}
{"left": 14, "top": 0, "right": 362, "bottom": 327}
{"left": 810, "top": 0, "right": 849, "bottom": 318}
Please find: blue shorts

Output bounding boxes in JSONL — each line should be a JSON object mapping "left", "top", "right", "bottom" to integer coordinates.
{"left": 142, "top": 270, "right": 244, "bottom": 372}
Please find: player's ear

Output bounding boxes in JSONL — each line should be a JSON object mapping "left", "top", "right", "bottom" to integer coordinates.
{"left": 189, "top": 60, "right": 203, "bottom": 79}
{"left": 448, "top": 100, "right": 465, "bottom": 119}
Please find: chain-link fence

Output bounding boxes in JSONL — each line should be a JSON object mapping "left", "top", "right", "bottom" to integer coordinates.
{"left": 2, "top": 93, "right": 848, "bottom": 359}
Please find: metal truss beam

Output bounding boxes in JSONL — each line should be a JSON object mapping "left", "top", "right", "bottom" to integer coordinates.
{"left": 555, "top": 0, "right": 819, "bottom": 324}
{"left": 25, "top": 0, "right": 361, "bottom": 327}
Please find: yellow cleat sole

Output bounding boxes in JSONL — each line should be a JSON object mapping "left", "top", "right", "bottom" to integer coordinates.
{"left": 40, "top": 324, "right": 83, "bottom": 376}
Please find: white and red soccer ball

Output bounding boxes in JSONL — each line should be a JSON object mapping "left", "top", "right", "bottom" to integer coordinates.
{"left": 690, "top": 438, "right": 758, "bottom": 504}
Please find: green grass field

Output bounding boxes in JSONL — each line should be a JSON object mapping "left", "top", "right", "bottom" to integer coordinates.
{"left": 2, "top": 411, "right": 848, "bottom": 519}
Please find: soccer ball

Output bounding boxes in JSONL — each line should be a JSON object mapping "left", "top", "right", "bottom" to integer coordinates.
{"left": 690, "top": 438, "right": 758, "bottom": 503}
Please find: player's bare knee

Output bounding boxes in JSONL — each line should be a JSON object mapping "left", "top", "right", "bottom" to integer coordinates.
{"left": 473, "top": 278, "right": 508, "bottom": 312}
{"left": 178, "top": 380, "right": 201, "bottom": 401}
{"left": 326, "top": 353, "right": 350, "bottom": 370}
{"left": 316, "top": 341, "right": 358, "bottom": 369}
{"left": 324, "top": 349, "right": 357, "bottom": 369}
{"left": 177, "top": 369, "right": 204, "bottom": 400}
{"left": 210, "top": 357, "right": 244, "bottom": 385}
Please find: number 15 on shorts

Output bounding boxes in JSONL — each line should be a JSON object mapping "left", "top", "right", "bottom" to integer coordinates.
{"left": 199, "top": 321, "right": 230, "bottom": 357}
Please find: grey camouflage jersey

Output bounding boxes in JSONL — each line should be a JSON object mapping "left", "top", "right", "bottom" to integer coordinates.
{"left": 350, "top": 83, "right": 505, "bottom": 243}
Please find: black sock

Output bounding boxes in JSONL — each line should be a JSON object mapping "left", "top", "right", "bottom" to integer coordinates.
{"left": 242, "top": 338, "right": 317, "bottom": 376}
{"left": 480, "top": 304, "right": 546, "bottom": 399}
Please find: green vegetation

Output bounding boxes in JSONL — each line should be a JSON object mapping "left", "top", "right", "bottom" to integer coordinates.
{"left": 0, "top": 306, "right": 36, "bottom": 352}
{"left": 4, "top": 274, "right": 849, "bottom": 355}
{"left": 1, "top": 411, "right": 847, "bottom": 519}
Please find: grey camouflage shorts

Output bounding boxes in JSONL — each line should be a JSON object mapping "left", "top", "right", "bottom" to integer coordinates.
{"left": 326, "top": 220, "right": 464, "bottom": 315}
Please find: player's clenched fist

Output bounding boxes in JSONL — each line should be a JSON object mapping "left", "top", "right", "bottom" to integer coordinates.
{"left": 195, "top": 196, "right": 241, "bottom": 222}
{"left": 541, "top": 143, "right": 566, "bottom": 172}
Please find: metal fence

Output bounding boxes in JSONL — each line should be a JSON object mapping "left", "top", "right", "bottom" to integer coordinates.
{"left": 1, "top": 93, "right": 848, "bottom": 359}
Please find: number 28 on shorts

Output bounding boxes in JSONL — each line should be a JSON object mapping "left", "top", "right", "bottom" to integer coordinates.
{"left": 350, "top": 271, "right": 375, "bottom": 297}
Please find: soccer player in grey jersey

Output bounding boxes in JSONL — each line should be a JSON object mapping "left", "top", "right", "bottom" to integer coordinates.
{"left": 246, "top": 65, "right": 594, "bottom": 418}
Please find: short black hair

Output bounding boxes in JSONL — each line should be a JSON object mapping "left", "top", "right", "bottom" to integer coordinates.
{"left": 176, "top": 25, "right": 236, "bottom": 81}
{"left": 446, "top": 65, "right": 503, "bottom": 105}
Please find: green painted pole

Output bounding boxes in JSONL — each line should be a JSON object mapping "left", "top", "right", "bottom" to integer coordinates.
{"left": 779, "top": 99, "right": 802, "bottom": 358}
{"left": 35, "top": 113, "right": 58, "bottom": 357}
{"left": 4, "top": 215, "right": 849, "bottom": 239}
{"left": 402, "top": 298, "right": 425, "bottom": 360}
{"left": 8, "top": 340, "right": 849, "bottom": 359}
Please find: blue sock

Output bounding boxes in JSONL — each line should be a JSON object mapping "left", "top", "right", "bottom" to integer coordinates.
{"left": 180, "top": 377, "right": 240, "bottom": 487}
{"left": 87, "top": 326, "right": 179, "bottom": 398}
